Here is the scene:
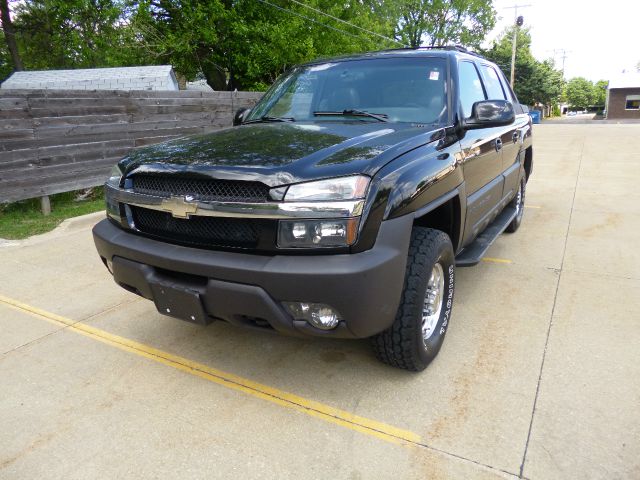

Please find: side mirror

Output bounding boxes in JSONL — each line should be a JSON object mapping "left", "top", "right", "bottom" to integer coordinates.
{"left": 464, "top": 100, "right": 515, "bottom": 130}
{"left": 233, "top": 107, "right": 251, "bottom": 126}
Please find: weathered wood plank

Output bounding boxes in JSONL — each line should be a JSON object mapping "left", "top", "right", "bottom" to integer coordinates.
{"left": 130, "top": 111, "right": 218, "bottom": 123}
{"left": 0, "top": 129, "right": 35, "bottom": 140}
{"left": 1, "top": 89, "right": 205, "bottom": 99}
{"left": 0, "top": 119, "right": 33, "bottom": 130}
{"left": 29, "top": 106, "right": 129, "bottom": 118}
{"left": 0, "top": 139, "right": 132, "bottom": 164}
{"left": 0, "top": 146, "right": 131, "bottom": 172}
{"left": 0, "top": 109, "right": 30, "bottom": 120}
{"left": 0, "top": 97, "right": 28, "bottom": 109}
{"left": 1, "top": 170, "right": 112, "bottom": 203}
{"left": 0, "top": 156, "right": 121, "bottom": 182}
{"left": 0, "top": 159, "right": 118, "bottom": 189}
{"left": 34, "top": 119, "right": 214, "bottom": 138}
{"left": 27, "top": 97, "right": 137, "bottom": 109}
{"left": 33, "top": 114, "right": 132, "bottom": 127}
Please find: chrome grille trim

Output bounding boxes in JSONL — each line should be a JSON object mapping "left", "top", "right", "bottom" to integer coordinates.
{"left": 106, "top": 184, "right": 365, "bottom": 219}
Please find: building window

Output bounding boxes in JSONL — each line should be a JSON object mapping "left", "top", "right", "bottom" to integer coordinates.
{"left": 626, "top": 95, "right": 640, "bottom": 110}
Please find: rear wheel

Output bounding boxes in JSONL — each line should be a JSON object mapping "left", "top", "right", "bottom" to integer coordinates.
{"left": 371, "top": 227, "right": 455, "bottom": 371}
{"left": 505, "top": 176, "right": 526, "bottom": 233}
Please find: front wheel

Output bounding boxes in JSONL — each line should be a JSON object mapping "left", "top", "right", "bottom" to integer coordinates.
{"left": 371, "top": 227, "right": 455, "bottom": 371}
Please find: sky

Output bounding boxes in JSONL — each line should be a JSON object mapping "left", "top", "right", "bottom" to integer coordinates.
{"left": 485, "top": 0, "right": 640, "bottom": 81}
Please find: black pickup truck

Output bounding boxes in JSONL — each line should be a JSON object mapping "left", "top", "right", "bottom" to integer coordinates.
{"left": 93, "top": 47, "right": 532, "bottom": 371}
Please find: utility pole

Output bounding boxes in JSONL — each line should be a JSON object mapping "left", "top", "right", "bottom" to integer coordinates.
{"left": 548, "top": 48, "right": 571, "bottom": 78}
{"left": 552, "top": 48, "right": 570, "bottom": 76}
{"left": 504, "top": 4, "right": 531, "bottom": 88}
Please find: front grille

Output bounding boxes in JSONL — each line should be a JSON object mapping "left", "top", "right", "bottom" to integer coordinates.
{"left": 131, "top": 206, "right": 267, "bottom": 249}
{"left": 131, "top": 174, "right": 270, "bottom": 203}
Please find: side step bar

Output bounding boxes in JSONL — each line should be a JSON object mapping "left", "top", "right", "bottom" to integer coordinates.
{"left": 455, "top": 206, "right": 517, "bottom": 267}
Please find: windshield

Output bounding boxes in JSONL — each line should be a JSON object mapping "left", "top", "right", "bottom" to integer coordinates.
{"left": 247, "top": 57, "right": 448, "bottom": 125}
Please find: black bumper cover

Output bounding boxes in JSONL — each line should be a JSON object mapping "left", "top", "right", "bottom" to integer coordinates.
{"left": 92, "top": 215, "right": 412, "bottom": 338}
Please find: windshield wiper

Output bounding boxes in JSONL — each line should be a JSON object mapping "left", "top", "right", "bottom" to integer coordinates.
{"left": 313, "top": 109, "right": 389, "bottom": 123}
{"left": 244, "top": 115, "right": 295, "bottom": 124}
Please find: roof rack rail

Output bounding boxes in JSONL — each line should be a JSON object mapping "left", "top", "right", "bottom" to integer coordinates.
{"left": 380, "top": 44, "right": 485, "bottom": 58}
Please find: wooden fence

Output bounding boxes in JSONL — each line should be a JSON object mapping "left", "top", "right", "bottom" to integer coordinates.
{"left": 0, "top": 89, "right": 263, "bottom": 204}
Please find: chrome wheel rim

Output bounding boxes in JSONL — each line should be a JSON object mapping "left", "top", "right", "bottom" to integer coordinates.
{"left": 422, "top": 262, "right": 445, "bottom": 342}
{"left": 515, "top": 181, "right": 525, "bottom": 220}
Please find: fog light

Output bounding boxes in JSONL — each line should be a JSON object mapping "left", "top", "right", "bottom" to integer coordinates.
{"left": 283, "top": 302, "right": 342, "bottom": 330}
{"left": 105, "top": 258, "right": 113, "bottom": 274}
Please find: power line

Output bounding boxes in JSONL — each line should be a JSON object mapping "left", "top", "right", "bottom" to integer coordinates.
{"left": 549, "top": 48, "right": 570, "bottom": 75}
{"left": 255, "top": 0, "right": 366, "bottom": 42}
{"left": 285, "top": 0, "right": 406, "bottom": 47}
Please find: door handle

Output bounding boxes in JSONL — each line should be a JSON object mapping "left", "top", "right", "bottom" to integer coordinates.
{"left": 512, "top": 131, "right": 519, "bottom": 143}
{"left": 495, "top": 138, "right": 503, "bottom": 151}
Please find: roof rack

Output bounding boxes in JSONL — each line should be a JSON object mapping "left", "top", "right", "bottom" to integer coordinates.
{"left": 381, "top": 44, "right": 485, "bottom": 59}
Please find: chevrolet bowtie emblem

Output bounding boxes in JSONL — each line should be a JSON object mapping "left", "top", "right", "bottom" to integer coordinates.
{"left": 160, "top": 195, "right": 198, "bottom": 219}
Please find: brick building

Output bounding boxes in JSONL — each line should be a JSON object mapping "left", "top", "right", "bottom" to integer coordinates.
{"left": 606, "top": 73, "right": 640, "bottom": 120}
{"left": 0, "top": 65, "right": 179, "bottom": 91}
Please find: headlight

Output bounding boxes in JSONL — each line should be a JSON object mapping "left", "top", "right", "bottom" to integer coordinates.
{"left": 284, "top": 175, "right": 369, "bottom": 201}
{"left": 106, "top": 164, "right": 124, "bottom": 188}
{"left": 278, "top": 218, "right": 359, "bottom": 248}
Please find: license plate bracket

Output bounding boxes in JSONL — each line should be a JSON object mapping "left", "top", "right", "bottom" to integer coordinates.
{"left": 150, "top": 281, "right": 210, "bottom": 325}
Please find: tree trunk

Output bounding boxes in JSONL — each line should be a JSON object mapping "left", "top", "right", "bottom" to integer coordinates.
{"left": 0, "top": 0, "right": 23, "bottom": 71}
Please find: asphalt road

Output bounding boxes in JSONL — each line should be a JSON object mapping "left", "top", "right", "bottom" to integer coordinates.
{"left": 1, "top": 124, "right": 639, "bottom": 479}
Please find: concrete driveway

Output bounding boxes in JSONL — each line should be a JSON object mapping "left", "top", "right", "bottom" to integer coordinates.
{"left": 1, "top": 124, "right": 639, "bottom": 479}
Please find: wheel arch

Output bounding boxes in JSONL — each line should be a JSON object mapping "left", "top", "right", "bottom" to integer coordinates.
{"left": 412, "top": 189, "right": 464, "bottom": 253}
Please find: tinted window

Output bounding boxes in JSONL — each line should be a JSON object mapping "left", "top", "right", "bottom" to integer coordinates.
{"left": 480, "top": 65, "right": 506, "bottom": 100}
{"left": 248, "top": 57, "right": 448, "bottom": 124}
{"left": 458, "top": 61, "right": 486, "bottom": 118}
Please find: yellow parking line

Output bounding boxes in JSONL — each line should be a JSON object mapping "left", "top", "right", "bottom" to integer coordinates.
{"left": 0, "top": 294, "right": 420, "bottom": 446}
{"left": 481, "top": 257, "right": 513, "bottom": 264}
{"left": 525, "top": 205, "right": 541, "bottom": 209}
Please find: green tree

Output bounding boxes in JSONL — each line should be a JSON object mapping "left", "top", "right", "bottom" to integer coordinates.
{"left": 12, "top": 0, "right": 144, "bottom": 70}
{"left": 394, "top": 0, "right": 496, "bottom": 48}
{"left": 565, "top": 77, "right": 594, "bottom": 109}
{"left": 593, "top": 79, "right": 608, "bottom": 106}
{"left": 0, "top": 30, "right": 12, "bottom": 81}
{"left": 4, "top": 0, "right": 499, "bottom": 92}
{"left": 1, "top": 0, "right": 23, "bottom": 70}
{"left": 483, "top": 27, "right": 564, "bottom": 107}
{"left": 131, "top": 0, "right": 398, "bottom": 90}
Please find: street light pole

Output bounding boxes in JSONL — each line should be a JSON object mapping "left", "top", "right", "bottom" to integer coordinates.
{"left": 504, "top": 4, "right": 531, "bottom": 88}
{"left": 510, "top": 23, "right": 518, "bottom": 87}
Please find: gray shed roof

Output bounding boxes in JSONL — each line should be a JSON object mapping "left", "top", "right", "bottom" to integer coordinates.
{"left": 0, "top": 65, "right": 179, "bottom": 91}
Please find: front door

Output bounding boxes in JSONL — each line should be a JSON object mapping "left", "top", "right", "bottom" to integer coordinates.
{"left": 457, "top": 61, "right": 505, "bottom": 244}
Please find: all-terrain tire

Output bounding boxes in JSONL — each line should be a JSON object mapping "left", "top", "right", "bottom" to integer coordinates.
{"left": 371, "top": 227, "right": 455, "bottom": 371}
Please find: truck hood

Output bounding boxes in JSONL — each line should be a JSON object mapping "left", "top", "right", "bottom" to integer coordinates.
{"left": 121, "top": 122, "right": 445, "bottom": 187}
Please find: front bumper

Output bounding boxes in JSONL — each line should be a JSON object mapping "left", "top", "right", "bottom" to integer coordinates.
{"left": 92, "top": 215, "right": 412, "bottom": 338}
